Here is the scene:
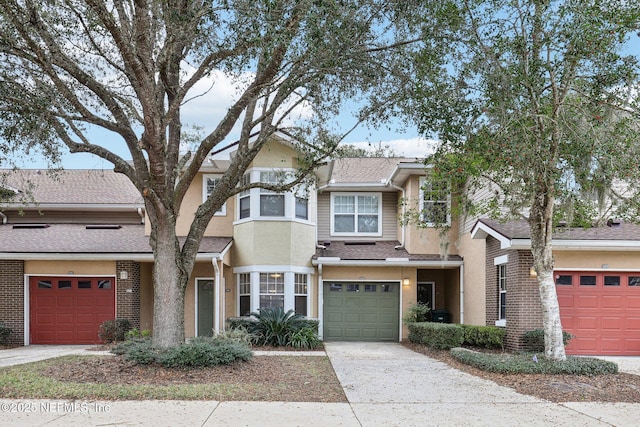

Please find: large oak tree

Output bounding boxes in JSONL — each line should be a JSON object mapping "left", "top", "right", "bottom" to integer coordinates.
{"left": 407, "top": 0, "right": 640, "bottom": 360}
{"left": 0, "top": 0, "right": 420, "bottom": 347}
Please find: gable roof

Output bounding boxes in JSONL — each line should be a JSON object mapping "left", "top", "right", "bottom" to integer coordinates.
{"left": 1, "top": 169, "right": 142, "bottom": 207}
{"left": 472, "top": 218, "right": 640, "bottom": 251}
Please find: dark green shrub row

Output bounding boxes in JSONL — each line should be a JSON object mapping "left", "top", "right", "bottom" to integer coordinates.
{"left": 522, "top": 329, "right": 574, "bottom": 352}
{"left": 407, "top": 322, "right": 464, "bottom": 350}
{"left": 111, "top": 335, "right": 253, "bottom": 367}
{"left": 98, "top": 318, "right": 132, "bottom": 343}
{"left": 450, "top": 348, "right": 617, "bottom": 375}
{"left": 461, "top": 324, "right": 505, "bottom": 349}
{"left": 0, "top": 322, "right": 12, "bottom": 345}
{"left": 227, "top": 308, "right": 320, "bottom": 348}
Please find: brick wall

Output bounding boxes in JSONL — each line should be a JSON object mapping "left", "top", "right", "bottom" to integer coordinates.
{"left": 507, "top": 250, "right": 543, "bottom": 351}
{"left": 484, "top": 239, "right": 543, "bottom": 351}
{"left": 115, "top": 261, "right": 141, "bottom": 330}
{"left": 0, "top": 260, "right": 25, "bottom": 346}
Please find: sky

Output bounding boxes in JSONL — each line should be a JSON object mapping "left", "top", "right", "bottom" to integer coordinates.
{"left": 7, "top": 66, "right": 434, "bottom": 170}
{"left": 7, "top": 25, "right": 638, "bottom": 170}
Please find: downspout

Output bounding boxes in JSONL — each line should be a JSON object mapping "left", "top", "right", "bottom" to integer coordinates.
{"left": 0, "top": 212, "right": 7, "bottom": 225}
{"left": 212, "top": 256, "right": 221, "bottom": 334}
{"left": 318, "top": 263, "right": 323, "bottom": 340}
{"left": 137, "top": 208, "right": 145, "bottom": 224}
{"left": 387, "top": 182, "right": 406, "bottom": 248}
{"left": 459, "top": 263, "right": 465, "bottom": 324}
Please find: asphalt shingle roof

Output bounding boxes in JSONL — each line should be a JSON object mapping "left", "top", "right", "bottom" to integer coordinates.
{"left": 330, "top": 158, "right": 412, "bottom": 184}
{"left": 2, "top": 169, "right": 142, "bottom": 205}
{"left": 313, "top": 240, "right": 462, "bottom": 262}
{"left": 0, "top": 224, "right": 231, "bottom": 254}
{"left": 478, "top": 218, "right": 640, "bottom": 241}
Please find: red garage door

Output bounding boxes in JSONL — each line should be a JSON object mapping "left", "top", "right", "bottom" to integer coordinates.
{"left": 556, "top": 271, "right": 640, "bottom": 355}
{"left": 30, "top": 276, "right": 115, "bottom": 344}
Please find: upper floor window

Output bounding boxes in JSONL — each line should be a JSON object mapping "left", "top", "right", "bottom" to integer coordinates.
{"left": 419, "top": 178, "right": 450, "bottom": 226}
{"left": 235, "top": 169, "right": 312, "bottom": 223}
{"left": 238, "top": 173, "right": 251, "bottom": 219}
{"left": 331, "top": 193, "right": 381, "bottom": 236}
{"left": 202, "top": 174, "right": 226, "bottom": 215}
{"left": 260, "top": 171, "right": 285, "bottom": 217}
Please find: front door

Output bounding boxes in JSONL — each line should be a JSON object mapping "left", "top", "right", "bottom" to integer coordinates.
{"left": 197, "top": 279, "right": 214, "bottom": 337}
{"left": 417, "top": 282, "right": 434, "bottom": 310}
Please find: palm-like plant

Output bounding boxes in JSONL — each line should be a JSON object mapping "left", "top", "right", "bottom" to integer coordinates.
{"left": 249, "top": 307, "right": 303, "bottom": 346}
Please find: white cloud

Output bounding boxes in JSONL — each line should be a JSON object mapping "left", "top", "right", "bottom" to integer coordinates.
{"left": 342, "top": 137, "right": 439, "bottom": 158}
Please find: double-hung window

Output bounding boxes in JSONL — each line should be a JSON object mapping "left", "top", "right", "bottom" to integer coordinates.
{"left": 238, "top": 273, "right": 251, "bottom": 316}
{"left": 259, "top": 171, "right": 285, "bottom": 217}
{"left": 202, "top": 174, "right": 226, "bottom": 215}
{"left": 419, "top": 178, "right": 450, "bottom": 226}
{"left": 238, "top": 173, "right": 251, "bottom": 219}
{"left": 259, "top": 272, "right": 285, "bottom": 309}
{"left": 294, "top": 273, "right": 308, "bottom": 316}
{"left": 498, "top": 264, "right": 506, "bottom": 321}
{"left": 331, "top": 193, "right": 381, "bottom": 236}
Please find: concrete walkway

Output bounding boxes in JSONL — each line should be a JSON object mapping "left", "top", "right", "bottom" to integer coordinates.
{"left": 1, "top": 342, "right": 639, "bottom": 426}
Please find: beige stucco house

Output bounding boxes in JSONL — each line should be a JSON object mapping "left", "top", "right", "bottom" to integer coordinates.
{"left": 1, "top": 136, "right": 639, "bottom": 355}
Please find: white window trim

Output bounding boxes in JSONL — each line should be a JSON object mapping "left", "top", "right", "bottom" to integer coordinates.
{"left": 234, "top": 168, "right": 314, "bottom": 224}
{"left": 330, "top": 192, "right": 383, "bottom": 237}
{"left": 202, "top": 174, "right": 226, "bottom": 216}
{"left": 496, "top": 262, "right": 507, "bottom": 325}
{"left": 419, "top": 177, "right": 451, "bottom": 227}
{"left": 234, "top": 266, "right": 313, "bottom": 315}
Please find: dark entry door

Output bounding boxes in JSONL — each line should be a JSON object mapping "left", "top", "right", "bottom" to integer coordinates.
{"left": 417, "top": 283, "right": 434, "bottom": 309}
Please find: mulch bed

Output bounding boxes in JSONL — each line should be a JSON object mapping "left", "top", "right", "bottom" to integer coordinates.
{"left": 41, "top": 354, "right": 346, "bottom": 402}
{"left": 402, "top": 342, "right": 640, "bottom": 403}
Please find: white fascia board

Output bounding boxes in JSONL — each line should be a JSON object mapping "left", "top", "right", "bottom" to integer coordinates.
{"left": 0, "top": 252, "right": 223, "bottom": 262}
{"left": 322, "top": 183, "right": 393, "bottom": 192}
{"left": 312, "top": 259, "right": 463, "bottom": 268}
{"left": 551, "top": 240, "right": 640, "bottom": 251}
{"left": 471, "top": 221, "right": 513, "bottom": 249}
{"left": 3, "top": 203, "right": 143, "bottom": 211}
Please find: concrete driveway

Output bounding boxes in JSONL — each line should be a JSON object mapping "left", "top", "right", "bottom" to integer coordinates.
{"left": 0, "top": 345, "right": 110, "bottom": 368}
{"left": 324, "top": 342, "right": 640, "bottom": 427}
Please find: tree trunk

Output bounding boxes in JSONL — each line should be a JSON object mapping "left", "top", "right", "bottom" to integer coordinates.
{"left": 151, "top": 222, "right": 188, "bottom": 348}
{"left": 529, "top": 190, "right": 567, "bottom": 361}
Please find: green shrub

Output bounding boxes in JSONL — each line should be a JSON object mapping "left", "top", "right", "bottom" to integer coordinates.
{"left": 450, "top": 347, "right": 618, "bottom": 375}
{"left": 403, "top": 302, "right": 431, "bottom": 323}
{"left": 98, "top": 318, "right": 132, "bottom": 343}
{"left": 214, "top": 328, "right": 255, "bottom": 345}
{"left": 522, "top": 329, "right": 574, "bottom": 352}
{"left": 124, "top": 328, "right": 151, "bottom": 341}
{"left": 461, "top": 324, "right": 505, "bottom": 349}
{"left": 112, "top": 336, "right": 253, "bottom": 367}
{"left": 158, "top": 339, "right": 252, "bottom": 368}
{"left": 249, "top": 307, "right": 304, "bottom": 346}
{"left": 226, "top": 317, "right": 256, "bottom": 331}
{"left": 289, "top": 326, "right": 322, "bottom": 350}
{"left": 407, "top": 322, "right": 464, "bottom": 350}
{"left": 0, "top": 322, "right": 12, "bottom": 345}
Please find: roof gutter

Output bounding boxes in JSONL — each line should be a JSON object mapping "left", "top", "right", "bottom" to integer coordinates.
{"left": 0, "top": 252, "right": 227, "bottom": 262}
{"left": 311, "top": 258, "right": 463, "bottom": 268}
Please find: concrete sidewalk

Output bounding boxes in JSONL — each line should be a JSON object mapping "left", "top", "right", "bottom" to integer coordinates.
{"left": 1, "top": 343, "right": 639, "bottom": 426}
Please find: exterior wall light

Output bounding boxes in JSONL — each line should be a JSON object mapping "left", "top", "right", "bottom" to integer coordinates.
{"left": 403, "top": 278, "right": 410, "bottom": 286}
{"left": 529, "top": 266, "right": 537, "bottom": 278}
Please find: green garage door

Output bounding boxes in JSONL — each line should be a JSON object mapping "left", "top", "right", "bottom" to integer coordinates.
{"left": 323, "top": 282, "right": 399, "bottom": 341}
